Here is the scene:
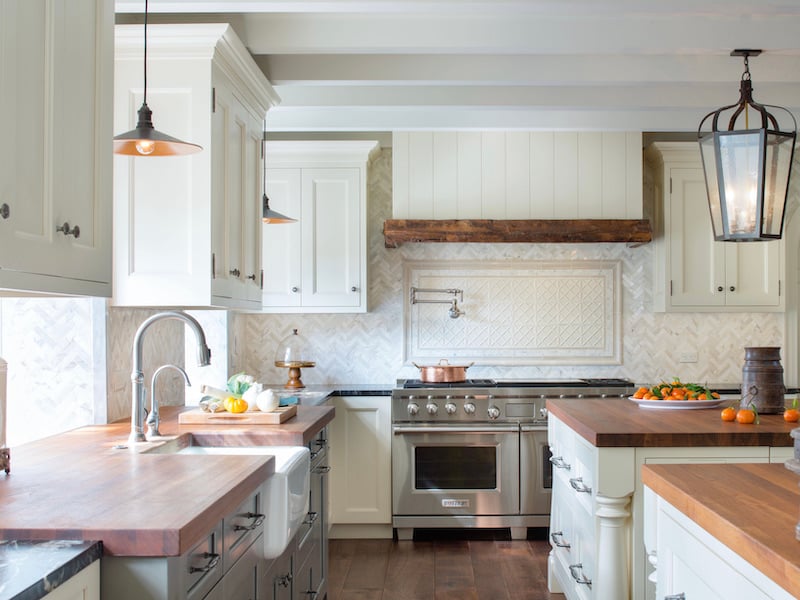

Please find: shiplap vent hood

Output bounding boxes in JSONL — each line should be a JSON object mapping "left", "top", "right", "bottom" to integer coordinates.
{"left": 385, "top": 131, "right": 651, "bottom": 246}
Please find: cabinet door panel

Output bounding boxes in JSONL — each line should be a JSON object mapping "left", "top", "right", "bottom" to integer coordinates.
{"left": 329, "top": 396, "right": 391, "bottom": 524}
{"left": 724, "top": 241, "right": 781, "bottom": 307}
{"left": 668, "top": 167, "right": 725, "bottom": 307}
{"left": 301, "top": 168, "right": 361, "bottom": 308}
{"left": 0, "top": 0, "right": 47, "bottom": 272}
{"left": 262, "top": 168, "right": 302, "bottom": 307}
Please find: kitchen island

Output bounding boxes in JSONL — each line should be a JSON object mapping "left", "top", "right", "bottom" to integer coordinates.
{"left": 0, "top": 404, "right": 334, "bottom": 599}
{"left": 642, "top": 462, "right": 800, "bottom": 599}
{"left": 546, "top": 397, "right": 795, "bottom": 600}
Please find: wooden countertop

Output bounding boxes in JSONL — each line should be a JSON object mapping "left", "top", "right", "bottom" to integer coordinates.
{"left": 547, "top": 397, "right": 796, "bottom": 447}
{"left": 642, "top": 463, "right": 800, "bottom": 598}
{"left": 0, "top": 405, "right": 335, "bottom": 557}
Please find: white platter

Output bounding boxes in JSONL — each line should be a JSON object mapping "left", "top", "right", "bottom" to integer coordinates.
{"left": 628, "top": 397, "right": 725, "bottom": 410}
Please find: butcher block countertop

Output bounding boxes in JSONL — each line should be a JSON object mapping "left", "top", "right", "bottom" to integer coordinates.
{"left": 642, "top": 463, "right": 800, "bottom": 598}
{"left": 0, "top": 404, "right": 334, "bottom": 557}
{"left": 547, "top": 397, "right": 796, "bottom": 447}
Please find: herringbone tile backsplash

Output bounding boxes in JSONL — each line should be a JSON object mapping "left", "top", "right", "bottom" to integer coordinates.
{"left": 0, "top": 147, "right": 787, "bottom": 444}
{"left": 239, "top": 148, "right": 784, "bottom": 386}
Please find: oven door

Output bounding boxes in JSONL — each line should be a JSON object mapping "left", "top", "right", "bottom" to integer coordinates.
{"left": 520, "top": 425, "right": 552, "bottom": 516}
{"left": 392, "top": 424, "right": 520, "bottom": 516}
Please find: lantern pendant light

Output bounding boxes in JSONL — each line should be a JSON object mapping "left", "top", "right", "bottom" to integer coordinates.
{"left": 113, "top": 0, "right": 202, "bottom": 156}
{"left": 698, "top": 49, "right": 796, "bottom": 241}
{"left": 261, "top": 134, "right": 297, "bottom": 224}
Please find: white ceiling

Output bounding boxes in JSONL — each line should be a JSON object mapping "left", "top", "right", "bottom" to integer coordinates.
{"left": 114, "top": 0, "right": 800, "bottom": 133}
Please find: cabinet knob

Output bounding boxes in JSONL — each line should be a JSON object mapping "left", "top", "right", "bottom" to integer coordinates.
{"left": 717, "top": 286, "right": 723, "bottom": 292}
{"left": 55, "top": 222, "right": 80, "bottom": 239}
{"left": 0, "top": 203, "right": 9, "bottom": 219}
{"left": 246, "top": 273, "right": 256, "bottom": 281}
{"left": 291, "top": 286, "right": 299, "bottom": 293}
{"left": 729, "top": 285, "right": 735, "bottom": 292}
{"left": 351, "top": 286, "right": 358, "bottom": 292}
{"left": 229, "top": 268, "right": 240, "bottom": 277}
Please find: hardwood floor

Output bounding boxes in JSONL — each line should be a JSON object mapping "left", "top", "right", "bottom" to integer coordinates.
{"left": 328, "top": 530, "right": 564, "bottom": 600}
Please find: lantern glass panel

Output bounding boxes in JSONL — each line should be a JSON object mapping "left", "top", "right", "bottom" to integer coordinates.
{"left": 762, "top": 132, "right": 795, "bottom": 237}
{"left": 717, "top": 130, "right": 762, "bottom": 237}
{"left": 699, "top": 133, "right": 724, "bottom": 237}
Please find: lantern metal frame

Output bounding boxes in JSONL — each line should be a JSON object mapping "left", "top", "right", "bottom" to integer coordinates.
{"left": 697, "top": 49, "right": 796, "bottom": 242}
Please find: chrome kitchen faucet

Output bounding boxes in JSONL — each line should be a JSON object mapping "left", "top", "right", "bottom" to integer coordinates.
{"left": 129, "top": 311, "right": 211, "bottom": 444}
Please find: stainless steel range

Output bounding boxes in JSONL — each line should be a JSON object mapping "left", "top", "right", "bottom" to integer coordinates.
{"left": 391, "top": 378, "right": 634, "bottom": 540}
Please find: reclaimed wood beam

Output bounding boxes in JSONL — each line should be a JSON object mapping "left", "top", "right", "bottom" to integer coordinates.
{"left": 383, "top": 219, "right": 652, "bottom": 247}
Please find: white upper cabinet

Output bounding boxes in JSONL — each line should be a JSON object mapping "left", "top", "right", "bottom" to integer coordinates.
{"left": 647, "top": 142, "right": 783, "bottom": 312}
{"left": 0, "top": 0, "right": 113, "bottom": 297}
{"left": 392, "top": 131, "right": 643, "bottom": 219}
{"left": 262, "top": 141, "right": 379, "bottom": 313}
{"left": 113, "top": 24, "right": 279, "bottom": 309}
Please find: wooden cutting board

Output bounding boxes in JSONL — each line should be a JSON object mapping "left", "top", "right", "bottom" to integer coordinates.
{"left": 178, "top": 404, "right": 297, "bottom": 425}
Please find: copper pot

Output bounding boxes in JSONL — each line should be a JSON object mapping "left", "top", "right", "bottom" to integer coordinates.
{"left": 412, "top": 359, "right": 474, "bottom": 383}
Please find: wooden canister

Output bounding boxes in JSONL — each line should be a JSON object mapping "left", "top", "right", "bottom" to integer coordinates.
{"left": 740, "top": 346, "right": 785, "bottom": 414}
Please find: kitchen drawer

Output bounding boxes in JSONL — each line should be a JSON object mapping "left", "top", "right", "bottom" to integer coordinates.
{"left": 549, "top": 475, "right": 574, "bottom": 564}
{"left": 221, "top": 534, "right": 261, "bottom": 600}
{"left": 549, "top": 415, "right": 576, "bottom": 468}
{"left": 185, "top": 521, "right": 224, "bottom": 600}
{"left": 223, "top": 485, "right": 265, "bottom": 571}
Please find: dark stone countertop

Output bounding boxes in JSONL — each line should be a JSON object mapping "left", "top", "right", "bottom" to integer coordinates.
{"left": 0, "top": 540, "right": 102, "bottom": 600}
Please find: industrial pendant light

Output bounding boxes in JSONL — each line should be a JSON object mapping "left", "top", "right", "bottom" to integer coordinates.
{"left": 262, "top": 134, "right": 297, "bottom": 223}
{"left": 113, "top": 0, "right": 202, "bottom": 156}
{"left": 698, "top": 49, "right": 796, "bottom": 241}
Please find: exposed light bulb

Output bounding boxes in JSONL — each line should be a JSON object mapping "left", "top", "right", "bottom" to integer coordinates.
{"left": 135, "top": 140, "right": 156, "bottom": 155}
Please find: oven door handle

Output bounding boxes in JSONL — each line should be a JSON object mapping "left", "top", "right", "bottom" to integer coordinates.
{"left": 520, "top": 424, "right": 548, "bottom": 432}
{"left": 393, "top": 425, "right": 520, "bottom": 434}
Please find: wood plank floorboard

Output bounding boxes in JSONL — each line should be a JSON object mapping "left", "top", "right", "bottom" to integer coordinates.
{"left": 328, "top": 536, "right": 564, "bottom": 600}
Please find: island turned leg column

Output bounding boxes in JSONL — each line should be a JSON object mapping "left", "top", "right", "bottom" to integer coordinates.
{"left": 595, "top": 493, "right": 631, "bottom": 600}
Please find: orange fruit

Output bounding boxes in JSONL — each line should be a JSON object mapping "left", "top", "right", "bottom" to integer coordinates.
{"left": 735, "top": 408, "right": 756, "bottom": 424}
{"left": 720, "top": 407, "right": 736, "bottom": 421}
{"left": 784, "top": 408, "right": 800, "bottom": 423}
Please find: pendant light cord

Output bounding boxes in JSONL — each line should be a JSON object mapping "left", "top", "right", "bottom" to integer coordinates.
{"left": 143, "top": 0, "right": 148, "bottom": 105}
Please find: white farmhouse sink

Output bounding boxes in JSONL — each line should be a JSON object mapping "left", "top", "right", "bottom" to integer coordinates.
{"left": 177, "top": 445, "right": 310, "bottom": 558}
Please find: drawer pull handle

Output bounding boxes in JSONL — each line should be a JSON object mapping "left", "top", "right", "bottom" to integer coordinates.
{"left": 550, "top": 530, "right": 571, "bottom": 549}
{"left": 568, "top": 563, "right": 592, "bottom": 587}
{"left": 233, "top": 511, "right": 265, "bottom": 531}
{"left": 569, "top": 477, "right": 592, "bottom": 494}
{"left": 550, "top": 456, "right": 571, "bottom": 470}
{"left": 304, "top": 591, "right": 318, "bottom": 599}
{"left": 303, "top": 511, "right": 319, "bottom": 525}
{"left": 664, "top": 594, "right": 685, "bottom": 600}
{"left": 313, "top": 465, "right": 331, "bottom": 474}
{"left": 276, "top": 573, "right": 293, "bottom": 588}
{"left": 189, "top": 552, "right": 220, "bottom": 574}
{"left": 0, "top": 203, "right": 9, "bottom": 219}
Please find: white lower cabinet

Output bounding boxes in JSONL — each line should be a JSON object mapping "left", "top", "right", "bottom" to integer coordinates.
{"left": 547, "top": 414, "right": 787, "bottom": 600}
{"left": 645, "top": 487, "right": 794, "bottom": 600}
{"left": 262, "top": 141, "right": 380, "bottom": 313}
{"left": 328, "top": 396, "right": 392, "bottom": 538}
{"left": 43, "top": 561, "right": 100, "bottom": 600}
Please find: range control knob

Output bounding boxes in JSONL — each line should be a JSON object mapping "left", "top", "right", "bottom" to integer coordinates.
{"left": 445, "top": 402, "right": 457, "bottom": 415}
{"left": 539, "top": 407, "right": 549, "bottom": 419}
{"left": 463, "top": 402, "right": 476, "bottom": 414}
{"left": 407, "top": 402, "right": 419, "bottom": 416}
{"left": 487, "top": 406, "right": 501, "bottom": 420}
{"left": 426, "top": 402, "right": 439, "bottom": 415}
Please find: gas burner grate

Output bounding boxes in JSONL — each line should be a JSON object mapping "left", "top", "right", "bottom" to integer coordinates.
{"left": 400, "top": 379, "right": 496, "bottom": 389}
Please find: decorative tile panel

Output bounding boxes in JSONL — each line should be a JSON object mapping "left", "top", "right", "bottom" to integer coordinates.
{"left": 405, "top": 261, "right": 621, "bottom": 364}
